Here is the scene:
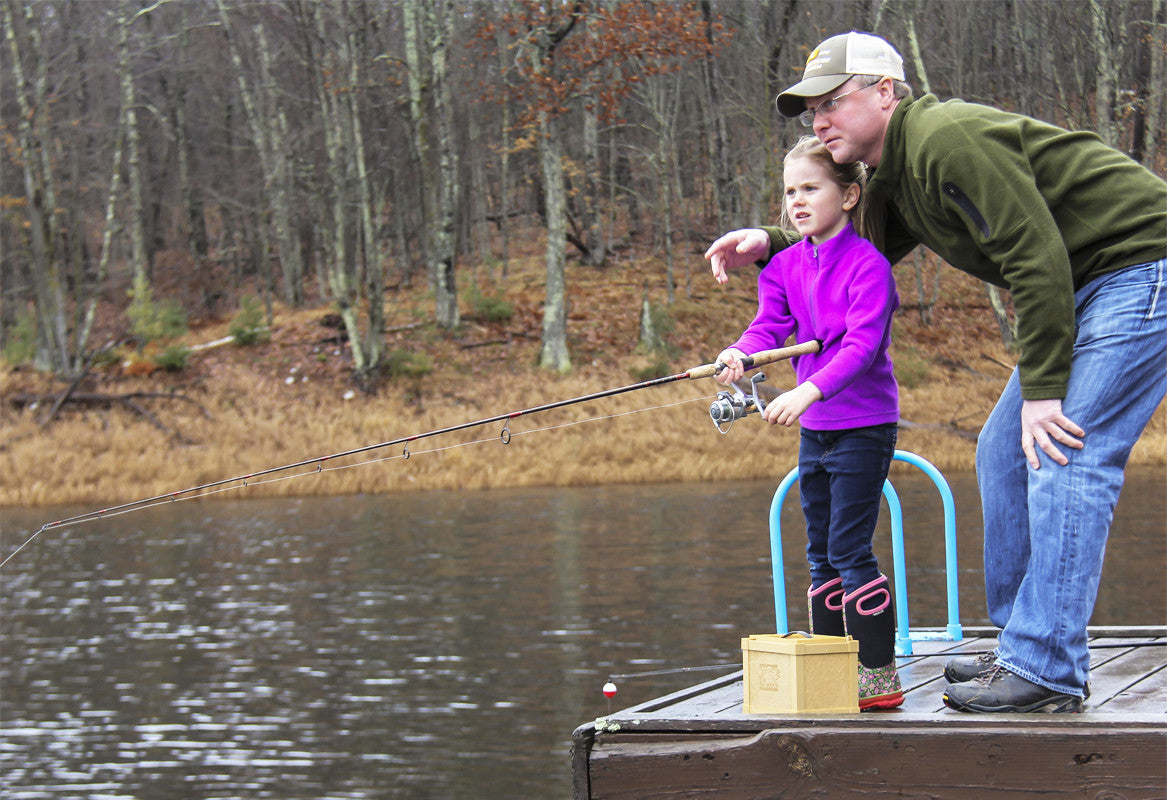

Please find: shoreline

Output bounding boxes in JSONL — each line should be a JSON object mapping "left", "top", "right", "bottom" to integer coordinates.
{"left": 4, "top": 253, "right": 1164, "bottom": 510}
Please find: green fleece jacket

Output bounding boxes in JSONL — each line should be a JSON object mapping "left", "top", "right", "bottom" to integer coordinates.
{"left": 764, "top": 95, "right": 1167, "bottom": 399}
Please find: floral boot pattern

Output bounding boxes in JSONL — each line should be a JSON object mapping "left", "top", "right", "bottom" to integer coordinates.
{"left": 858, "top": 662, "right": 903, "bottom": 711}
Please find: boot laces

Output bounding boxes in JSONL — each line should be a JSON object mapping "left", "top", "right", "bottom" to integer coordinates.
{"left": 975, "top": 664, "right": 1009, "bottom": 687}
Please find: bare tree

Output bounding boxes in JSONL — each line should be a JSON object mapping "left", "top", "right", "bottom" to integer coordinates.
{"left": 1089, "top": 0, "right": 1123, "bottom": 147}
{"left": 520, "top": 8, "right": 579, "bottom": 373}
{"left": 404, "top": 0, "right": 460, "bottom": 330}
{"left": 430, "top": 0, "right": 460, "bottom": 330}
{"left": 301, "top": 0, "right": 387, "bottom": 382}
{"left": 1, "top": 1, "right": 116, "bottom": 376}
{"left": 632, "top": 69, "right": 684, "bottom": 302}
{"left": 700, "top": 0, "right": 740, "bottom": 232}
{"left": 2, "top": 1, "right": 1160, "bottom": 385}
{"left": 215, "top": 0, "right": 304, "bottom": 308}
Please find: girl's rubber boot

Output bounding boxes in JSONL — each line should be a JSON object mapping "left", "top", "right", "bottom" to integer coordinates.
{"left": 843, "top": 575, "right": 904, "bottom": 711}
{"left": 807, "top": 578, "right": 846, "bottom": 637}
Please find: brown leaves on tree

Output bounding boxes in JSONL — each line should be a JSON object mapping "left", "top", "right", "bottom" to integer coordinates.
{"left": 480, "top": 1, "right": 727, "bottom": 127}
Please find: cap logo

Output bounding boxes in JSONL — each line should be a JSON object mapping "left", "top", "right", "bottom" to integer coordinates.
{"left": 803, "top": 46, "right": 832, "bottom": 75}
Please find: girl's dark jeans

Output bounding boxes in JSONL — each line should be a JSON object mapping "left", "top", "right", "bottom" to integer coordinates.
{"left": 798, "top": 422, "right": 897, "bottom": 594}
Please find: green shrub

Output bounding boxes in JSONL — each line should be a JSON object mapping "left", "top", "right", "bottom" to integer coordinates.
{"left": 90, "top": 346, "right": 122, "bottom": 368}
{"left": 467, "top": 284, "right": 514, "bottom": 322}
{"left": 154, "top": 344, "right": 191, "bottom": 371}
{"left": 384, "top": 349, "right": 432, "bottom": 378}
{"left": 230, "top": 295, "right": 270, "bottom": 345}
{"left": 1, "top": 309, "right": 37, "bottom": 365}
{"left": 126, "top": 273, "right": 187, "bottom": 345}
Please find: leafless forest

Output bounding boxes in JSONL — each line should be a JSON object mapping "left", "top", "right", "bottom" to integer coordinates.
{"left": 3, "top": 0, "right": 1164, "bottom": 383}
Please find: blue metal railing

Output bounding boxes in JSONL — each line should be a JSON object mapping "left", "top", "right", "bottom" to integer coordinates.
{"left": 767, "top": 450, "right": 962, "bottom": 655}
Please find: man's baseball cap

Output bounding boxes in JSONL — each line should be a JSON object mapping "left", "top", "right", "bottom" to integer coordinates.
{"left": 776, "top": 32, "right": 905, "bottom": 118}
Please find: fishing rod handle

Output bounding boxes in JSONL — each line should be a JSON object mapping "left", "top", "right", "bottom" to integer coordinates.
{"left": 688, "top": 340, "right": 822, "bottom": 380}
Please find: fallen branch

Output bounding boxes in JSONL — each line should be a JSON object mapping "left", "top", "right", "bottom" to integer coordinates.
{"left": 9, "top": 390, "right": 212, "bottom": 443}
{"left": 39, "top": 367, "right": 91, "bottom": 429}
{"left": 459, "top": 330, "right": 536, "bottom": 350}
{"left": 980, "top": 352, "right": 1016, "bottom": 372}
{"left": 187, "top": 334, "right": 238, "bottom": 352}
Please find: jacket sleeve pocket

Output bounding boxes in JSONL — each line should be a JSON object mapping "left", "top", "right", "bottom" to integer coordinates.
{"left": 941, "top": 182, "right": 991, "bottom": 238}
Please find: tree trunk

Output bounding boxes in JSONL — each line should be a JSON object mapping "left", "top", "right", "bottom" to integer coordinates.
{"left": 904, "top": 11, "right": 932, "bottom": 95}
{"left": 1089, "top": 0, "right": 1119, "bottom": 147}
{"left": 537, "top": 112, "right": 571, "bottom": 373}
{"left": 910, "top": 247, "right": 940, "bottom": 326}
{"left": 986, "top": 284, "right": 1017, "bottom": 349}
{"left": 1151, "top": 0, "right": 1167, "bottom": 165}
{"left": 76, "top": 6, "right": 131, "bottom": 370}
{"left": 700, "top": 0, "right": 738, "bottom": 232}
{"left": 402, "top": 0, "right": 430, "bottom": 292}
{"left": 122, "top": 0, "right": 147, "bottom": 290}
{"left": 495, "top": 25, "right": 513, "bottom": 281}
{"left": 4, "top": 1, "right": 69, "bottom": 374}
{"left": 581, "top": 101, "right": 606, "bottom": 266}
{"left": 166, "top": 6, "right": 207, "bottom": 278}
{"left": 404, "top": 0, "right": 457, "bottom": 330}
{"left": 215, "top": 0, "right": 303, "bottom": 307}
{"left": 657, "top": 141, "right": 675, "bottom": 305}
{"left": 1131, "top": 0, "right": 1163, "bottom": 166}
{"left": 429, "top": 0, "right": 460, "bottom": 330}
{"left": 346, "top": 15, "right": 385, "bottom": 378}
{"left": 309, "top": 1, "right": 366, "bottom": 377}
{"left": 468, "top": 113, "right": 490, "bottom": 277}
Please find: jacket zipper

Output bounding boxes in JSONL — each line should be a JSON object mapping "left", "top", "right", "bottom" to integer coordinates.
{"left": 942, "top": 182, "right": 991, "bottom": 238}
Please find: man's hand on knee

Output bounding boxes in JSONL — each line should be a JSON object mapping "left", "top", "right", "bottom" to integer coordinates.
{"left": 1021, "top": 398, "right": 1085, "bottom": 467}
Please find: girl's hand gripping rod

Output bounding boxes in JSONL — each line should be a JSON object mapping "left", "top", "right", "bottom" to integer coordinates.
{"left": 703, "top": 340, "right": 821, "bottom": 433}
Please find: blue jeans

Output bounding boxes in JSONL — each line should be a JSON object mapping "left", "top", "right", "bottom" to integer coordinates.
{"left": 976, "top": 260, "right": 1166, "bottom": 697}
{"left": 800, "top": 423, "right": 898, "bottom": 594}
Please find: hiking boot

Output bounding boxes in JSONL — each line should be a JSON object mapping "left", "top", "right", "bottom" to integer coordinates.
{"left": 943, "top": 652, "right": 997, "bottom": 683}
{"left": 858, "top": 662, "right": 903, "bottom": 711}
{"left": 942, "top": 666, "right": 1084, "bottom": 713}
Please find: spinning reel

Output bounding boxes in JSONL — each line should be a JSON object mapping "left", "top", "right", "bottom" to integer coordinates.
{"left": 709, "top": 372, "right": 769, "bottom": 433}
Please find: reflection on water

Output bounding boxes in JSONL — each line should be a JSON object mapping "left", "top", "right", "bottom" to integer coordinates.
{"left": 1, "top": 469, "right": 1163, "bottom": 798}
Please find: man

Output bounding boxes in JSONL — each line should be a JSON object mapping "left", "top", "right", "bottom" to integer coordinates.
{"left": 706, "top": 31, "right": 1166, "bottom": 713}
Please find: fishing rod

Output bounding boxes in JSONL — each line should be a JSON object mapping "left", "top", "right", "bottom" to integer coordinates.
{"left": 0, "top": 340, "right": 820, "bottom": 568}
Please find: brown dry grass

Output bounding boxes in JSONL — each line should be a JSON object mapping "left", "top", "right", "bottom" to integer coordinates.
{"left": 2, "top": 230, "right": 1163, "bottom": 509}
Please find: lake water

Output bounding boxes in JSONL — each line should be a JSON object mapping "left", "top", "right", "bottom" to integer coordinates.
{"left": 1, "top": 467, "right": 1163, "bottom": 799}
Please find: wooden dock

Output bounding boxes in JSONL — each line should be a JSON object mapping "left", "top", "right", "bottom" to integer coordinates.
{"left": 571, "top": 626, "right": 1166, "bottom": 799}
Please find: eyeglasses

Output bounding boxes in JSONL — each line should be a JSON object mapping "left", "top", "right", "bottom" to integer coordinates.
{"left": 797, "top": 81, "right": 880, "bottom": 127}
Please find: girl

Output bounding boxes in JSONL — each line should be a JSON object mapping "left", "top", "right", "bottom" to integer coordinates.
{"left": 715, "top": 136, "right": 901, "bottom": 710}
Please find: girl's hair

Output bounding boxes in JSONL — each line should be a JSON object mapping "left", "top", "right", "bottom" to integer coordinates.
{"left": 779, "top": 135, "right": 872, "bottom": 241}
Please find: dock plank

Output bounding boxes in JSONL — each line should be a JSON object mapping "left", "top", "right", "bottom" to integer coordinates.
{"left": 1102, "top": 665, "right": 1167, "bottom": 713}
{"left": 1087, "top": 638, "right": 1166, "bottom": 706}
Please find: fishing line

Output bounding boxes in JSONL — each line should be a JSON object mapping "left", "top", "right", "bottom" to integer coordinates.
{"left": 2, "top": 343, "right": 820, "bottom": 568}
{"left": 0, "top": 396, "right": 707, "bottom": 568}
{"left": 608, "top": 663, "right": 742, "bottom": 681}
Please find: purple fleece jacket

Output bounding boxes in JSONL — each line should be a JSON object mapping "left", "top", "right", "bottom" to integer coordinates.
{"left": 729, "top": 222, "right": 899, "bottom": 431}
